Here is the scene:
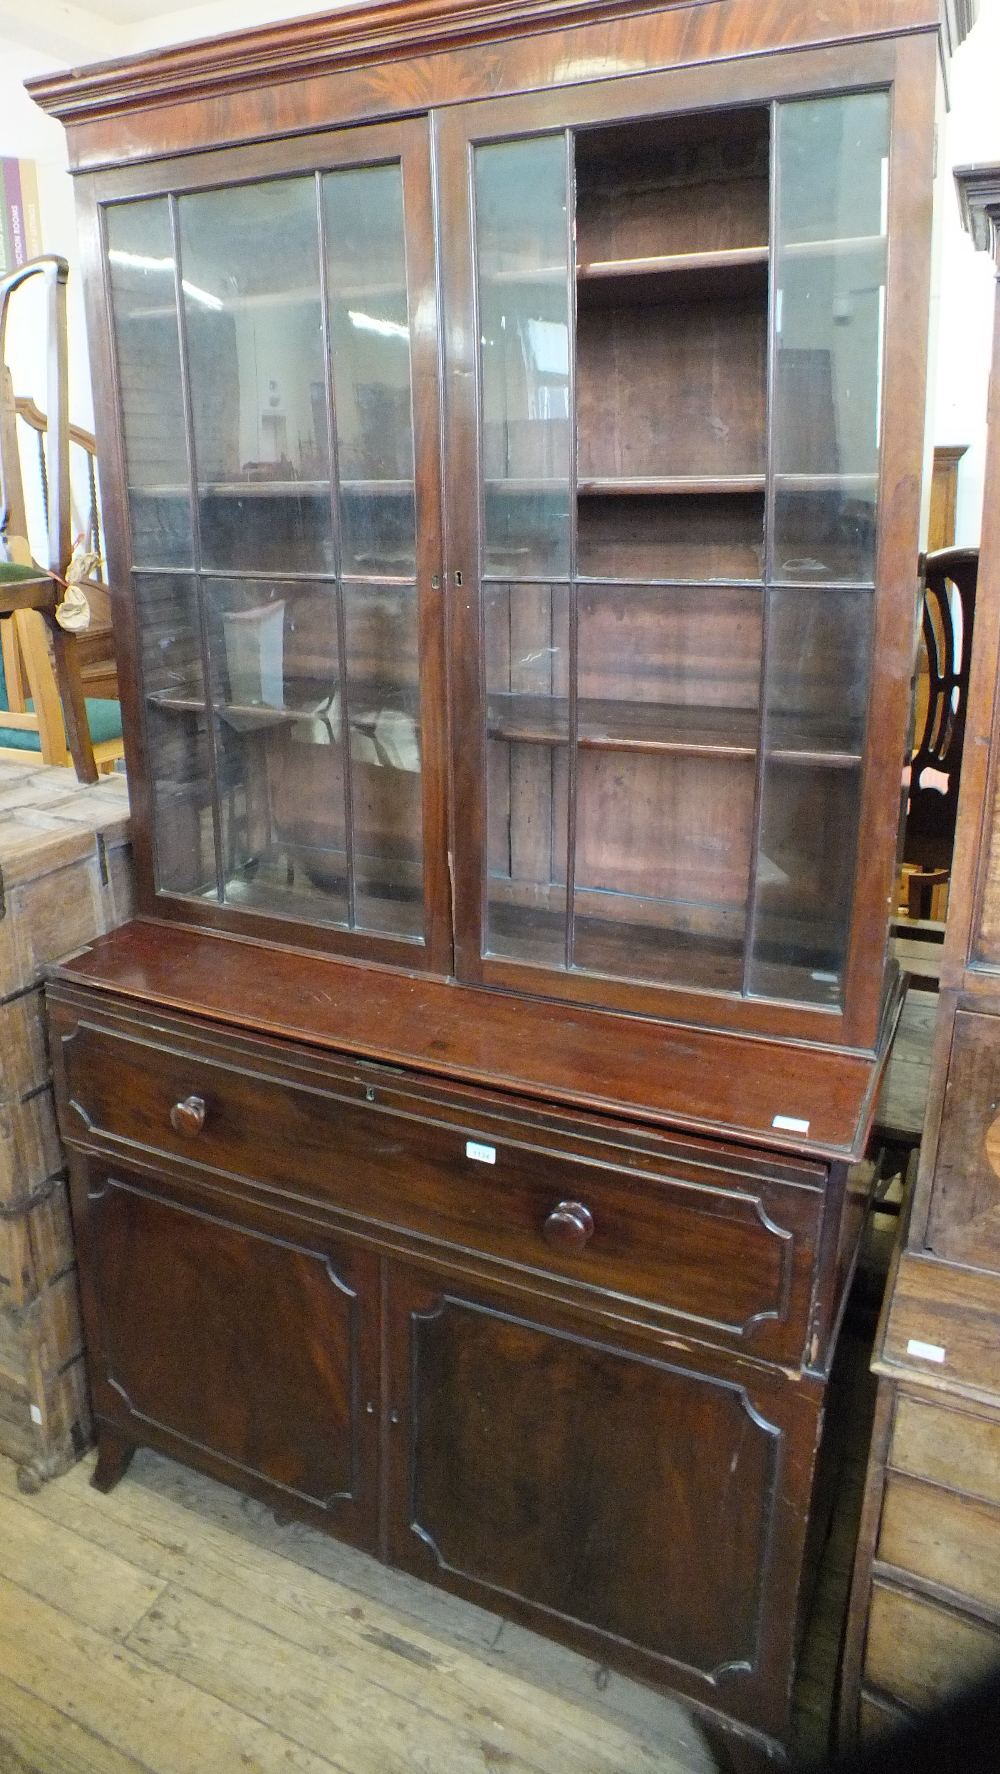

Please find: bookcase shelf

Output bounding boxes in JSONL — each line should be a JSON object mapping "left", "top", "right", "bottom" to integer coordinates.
{"left": 486, "top": 692, "right": 863, "bottom": 766}
{"left": 577, "top": 475, "right": 766, "bottom": 497}
{"left": 577, "top": 244, "right": 769, "bottom": 304}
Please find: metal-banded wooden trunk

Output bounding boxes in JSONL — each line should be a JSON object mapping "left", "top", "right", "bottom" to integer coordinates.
{"left": 0, "top": 761, "right": 132, "bottom": 1488}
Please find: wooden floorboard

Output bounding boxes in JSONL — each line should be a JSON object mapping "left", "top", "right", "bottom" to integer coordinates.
{"left": 0, "top": 1449, "right": 717, "bottom": 1774}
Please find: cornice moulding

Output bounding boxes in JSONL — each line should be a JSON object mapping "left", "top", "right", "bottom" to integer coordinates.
{"left": 25, "top": 0, "right": 961, "bottom": 125}
{"left": 957, "top": 163, "right": 1000, "bottom": 263}
{"left": 26, "top": 0, "right": 692, "bottom": 119}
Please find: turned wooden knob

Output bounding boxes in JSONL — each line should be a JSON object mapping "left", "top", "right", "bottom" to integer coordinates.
{"left": 542, "top": 1201, "right": 594, "bottom": 1251}
{"left": 170, "top": 1095, "right": 206, "bottom": 1138}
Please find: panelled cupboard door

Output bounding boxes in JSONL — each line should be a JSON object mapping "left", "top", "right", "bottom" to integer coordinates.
{"left": 385, "top": 1264, "right": 822, "bottom": 1737}
{"left": 439, "top": 36, "right": 934, "bottom": 1050}
{"left": 71, "top": 1161, "right": 380, "bottom": 1551}
{"left": 90, "top": 117, "right": 451, "bottom": 972}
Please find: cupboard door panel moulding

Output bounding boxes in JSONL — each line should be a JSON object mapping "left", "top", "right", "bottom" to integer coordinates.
{"left": 73, "top": 1159, "right": 381, "bottom": 1549}
{"left": 385, "top": 1264, "right": 823, "bottom": 1743}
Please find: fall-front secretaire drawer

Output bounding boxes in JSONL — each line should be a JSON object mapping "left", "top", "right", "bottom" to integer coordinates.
{"left": 52, "top": 996, "right": 823, "bottom": 1358}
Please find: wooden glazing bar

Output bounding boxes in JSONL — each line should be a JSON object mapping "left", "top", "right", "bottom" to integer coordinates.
{"left": 316, "top": 167, "right": 357, "bottom": 930}
{"left": 169, "top": 192, "right": 226, "bottom": 905}
{"left": 565, "top": 127, "right": 579, "bottom": 973}
{"left": 741, "top": 101, "right": 780, "bottom": 1000}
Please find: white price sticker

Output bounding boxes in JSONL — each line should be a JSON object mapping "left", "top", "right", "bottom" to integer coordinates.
{"left": 906, "top": 1338, "right": 946, "bottom": 1364}
{"left": 465, "top": 1140, "right": 496, "bottom": 1165}
{"left": 772, "top": 1115, "right": 810, "bottom": 1135}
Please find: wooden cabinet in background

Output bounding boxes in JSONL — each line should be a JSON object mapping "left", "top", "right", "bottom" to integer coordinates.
{"left": 841, "top": 163, "right": 1000, "bottom": 1744}
{"left": 27, "top": 0, "right": 966, "bottom": 1760}
{"left": 928, "top": 444, "right": 968, "bottom": 554}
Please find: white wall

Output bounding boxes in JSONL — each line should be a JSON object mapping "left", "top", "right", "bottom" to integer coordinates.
{"left": 931, "top": 0, "right": 1000, "bottom": 543}
{"left": 0, "top": 33, "right": 109, "bottom": 433}
{"left": 0, "top": 23, "right": 120, "bottom": 553}
{"left": 121, "top": 0, "right": 349, "bottom": 52}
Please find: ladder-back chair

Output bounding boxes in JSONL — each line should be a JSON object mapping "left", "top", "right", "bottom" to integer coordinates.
{"left": 0, "top": 256, "right": 113, "bottom": 782}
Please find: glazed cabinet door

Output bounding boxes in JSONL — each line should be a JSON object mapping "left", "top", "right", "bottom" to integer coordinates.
{"left": 384, "top": 1263, "right": 821, "bottom": 1738}
{"left": 85, "top": 118, "right": 449, "bottom": 969}
{"left": 71, "top": 1160, "right": 381, "bottom": 1550}
{"left": 440, "top": 39, "right": 932, "bottom": 1048}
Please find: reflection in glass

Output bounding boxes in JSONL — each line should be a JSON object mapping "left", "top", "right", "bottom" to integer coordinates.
{"left": 107, "top": 202, "right": 193, "bottom": 568}
{"left": 200, "top": 577, "right": 347, "bottom": 925}
{"left": 344, "top": 583, "right": 423, "bottom": 936}
{"left": 324, "top": 164, "right": 417, "bottom": 578}
{"left": 745, "top": 587, "right": 872, "bottom": 1005}
{"left": 746, "top": 760, "right": 862, "bottom": 1005}
{"left": 475, "top": 137, "right": 571, "bottom": 577}
{"left": 772, "top": 92, "right": 890, "bottom": 582}
{"left": 135, "top": 574, "right": 215, "bottom": 895}
{"left": 178, "top": 180, "right": 332, "bottom": 574}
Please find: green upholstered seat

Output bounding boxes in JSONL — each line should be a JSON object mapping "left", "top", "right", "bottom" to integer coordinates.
{"left": 0, "top": 559, "right": 48, "bottom": 583}
{"left": 0, "top": 633, "right": 123, "bottom": 753}
{"left": 0, "top": 703, "right": 122, "bottom": 751}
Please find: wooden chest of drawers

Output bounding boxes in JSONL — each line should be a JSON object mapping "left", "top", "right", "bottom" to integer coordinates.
{"left": 843, "top": 1385, "right": 1000, "bottom": 1738}
{"left": 47, "top": 973, "right": 867, "bottom": 1756}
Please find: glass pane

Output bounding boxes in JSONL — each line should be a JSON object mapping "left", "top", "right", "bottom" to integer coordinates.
{"left": 761, "top": 586, "right": 872, "bottom": 760}
{"left": 203, "top": 577, "right": 349, "bottom": 925}
{"left": 772, "top": 93, "right": 890, "bottom": 583}
{"left": 573, "top": 750, "right": 754, "bottom": 992}
{"left": 576, "top": 583, "right": 762, "bottom": 751}
{"left": 485, "top": 582, "right": 569, "bottom": 964}
{"left": 106, "top": 202, "right": 193, "bottom": 569}
{"left": 324, "top": 164, "right": 417, "bottom": 578}
{"left": 746, "top": 587, "right": 872, "bottom": 1005}
{"left": 344, "top": 582, "right": 423, "bottom": 938}
{"left": 746, "top": 760, "right": 862, "bottom": 1005}
{"left": 134, "top": 573, "right": 215, "bottom": 896}
{"left": 475, "top": 138, "right": 571, "bottom": 578}
{"left": 177, "top": 180, "right": 332, "bottom": 574}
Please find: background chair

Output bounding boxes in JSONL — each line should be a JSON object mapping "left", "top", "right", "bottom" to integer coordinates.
{"left": 13, "top": 385, "right": 119, "bottom": 704}
{"left": 0, "top": 256, "right": 123, "bottom": 781}
{"left": 902, "top": 545, "right": 980, "bottom": 919}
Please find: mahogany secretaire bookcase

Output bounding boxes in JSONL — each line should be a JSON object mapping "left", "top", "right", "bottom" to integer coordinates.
{"left": 27, "top": 0, "right": 970, "bottom": 1759}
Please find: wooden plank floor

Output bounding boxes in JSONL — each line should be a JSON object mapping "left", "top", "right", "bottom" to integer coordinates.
{"left": 0, "top": 1447, "right": 720, "bottom": 1774}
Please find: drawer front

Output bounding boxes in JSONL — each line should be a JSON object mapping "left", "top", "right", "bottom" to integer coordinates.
{"left": 865, "top": 1582, "right": 1000, "bottom": 1714}
{"left": 890, "top": 1392, "right": 1000, "bottom": 1509}
{"left": 55, "top": 1006, "right": 822, "bottom": 1360}
{"left": 879, "top": 1472, "right": 1000, "bottom": 1616}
